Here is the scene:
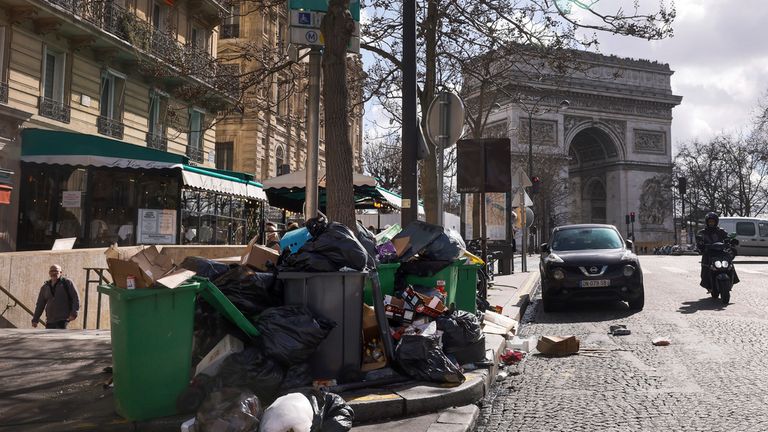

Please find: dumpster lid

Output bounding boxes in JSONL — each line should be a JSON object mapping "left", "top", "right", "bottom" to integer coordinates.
{"left": 193, "top": 277, "right": 261, "bottom": 337}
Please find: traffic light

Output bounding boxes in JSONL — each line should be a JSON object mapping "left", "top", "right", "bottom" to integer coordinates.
{"left": 530, "top": 176, "right": 541, "bottom": 194}
{"left": 630, "top": 212, "right": 635, "bottom": 223}
{"left": 678, "top": 177, "right": 687, "bottom": 196}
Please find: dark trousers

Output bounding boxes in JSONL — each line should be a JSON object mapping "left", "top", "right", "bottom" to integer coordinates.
{"left": 45, "top": 320, "right": 68, "bottom": 329}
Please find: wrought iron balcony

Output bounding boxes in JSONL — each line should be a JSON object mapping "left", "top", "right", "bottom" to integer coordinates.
{"left": 187, "top": 145, "right": 204, "bottom": 163}
{"left": 97, "top": 116, "right": 124, "bottom": 139}
{"left": 0, "top": 82, "right": 7, "bottom": 104}
{"left": 146, "top": 132, "right": 168, "bottom": 151}
{"left": 39, "top": 97, "right": 71, "bottom": 123}
{"left": 220, "top": 24, "right": 239, "bottom": 39}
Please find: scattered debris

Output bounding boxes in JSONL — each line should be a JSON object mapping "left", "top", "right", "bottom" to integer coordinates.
{"left": 652, "top": 337, "right": 671, "bottom": 346}
{"left": 500, "top": 349, "right": 525, "bottom": 365}
{"left": 609, "top": 324, "right": 631, "bottom": 336}
{"left": 536, "top": 336, "right": 580, "bottom": 356}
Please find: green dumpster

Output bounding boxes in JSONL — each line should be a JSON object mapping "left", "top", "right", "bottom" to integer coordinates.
{"left": 363, "top": 263, "right": 400, "bottom": 306}
{"left": 98, "top": 283, "right": 199, "bottom": 421}
{"left": 455, "top": 262, "right": 481, "bottom": 314}
{"left": 404, "top": 261, "right": 461, "bottom": 307}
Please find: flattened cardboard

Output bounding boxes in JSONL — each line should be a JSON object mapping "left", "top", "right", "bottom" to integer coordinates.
{"left": 195, "top": 335, "right": 244, "bottom": 376}
{"left": 106, "top": 245, "right": 195, "bottom": 289}
{"left": 240, "top": 237, "right": 280, "bottom": 271}
{"left": 536, "top": 335, "right": 580, "bottom": 356}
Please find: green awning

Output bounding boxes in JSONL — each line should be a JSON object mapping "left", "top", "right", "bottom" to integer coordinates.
{"left": 21, "top": 128, "right": 187, "bottom": 168}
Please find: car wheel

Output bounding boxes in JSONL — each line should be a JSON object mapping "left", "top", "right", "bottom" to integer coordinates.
{"left": 541, "top": 281, "right": 560, "bottom": 313}
{"left": 628, "top": 287, "right": 644, "bottom": 311}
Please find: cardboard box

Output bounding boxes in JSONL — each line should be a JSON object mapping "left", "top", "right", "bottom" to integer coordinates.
{"left": 383, "top": 296, "right": 414, "bottom": 323}
{"left": 106, "top": 245, "right": 194, "bottom": 289}
{"left": 361, "top": 304, "right": 387, "bottom": 371}
{"left": 536, "top": 335, "right": 580, "bottom": 356}
{"left": 241, "top": 237, "right": 280, "bottom": 271}
{"left": 195, "top": 335, "right": 244, "bottom": 376}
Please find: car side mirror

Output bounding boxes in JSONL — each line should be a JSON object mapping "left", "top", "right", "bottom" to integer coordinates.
{"left": 731, "top": 238, "right": 740, "bottom": 246}
{"left": 540, "top": 243, "right": 550, "bottom": 254}
{"left": 625, "top": 239, "right": 634, "bottom": 250}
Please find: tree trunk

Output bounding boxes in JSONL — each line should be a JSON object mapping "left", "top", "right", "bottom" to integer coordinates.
{"left": 321, "top": 0, "right": 356, "bottom": 228}
{"left": 420, "top": 0, "right": 439, "bottom": 225}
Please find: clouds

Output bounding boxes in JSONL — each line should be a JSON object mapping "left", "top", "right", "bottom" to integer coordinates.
{"left": 590, "top": 0, "right": 768, "bottom": 149}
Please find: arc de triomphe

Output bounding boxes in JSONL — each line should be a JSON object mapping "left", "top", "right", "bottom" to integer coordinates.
{"left": 482, "top": 52, "right": 683, "bottom": 247}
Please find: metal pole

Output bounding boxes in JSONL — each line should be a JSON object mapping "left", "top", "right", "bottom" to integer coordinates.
{"left": 304, "top": 48, "right": 322, "bottom": 220}
{"left": 528, "top": 114, "right": 533, "bottom": 177}
{"left": 436, "top": 92, "right": 449, "bottom": 226}
{"left": 401, "top": 0, "right": 418, "bottom": 225}
{"left": 520, "top": 170, "right": 527, "bottom": 272}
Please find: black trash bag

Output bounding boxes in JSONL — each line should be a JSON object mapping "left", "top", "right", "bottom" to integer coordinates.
{"left": 281, "top": 222, "right": 369, "bottom": 272}
{"left": 420, "top": 227, "right": 466, "bottom": 262}
{"left": 180, "top": 256, "right": 233, "bottom": 280}
{"left": 391, "top": 221, "right": 444, "bottom": 262}
{"left": 394, "top": 334, "right": 465, "bottom": 384}
{"left": 356, "top": 222, "right": 378, "bottom": 267}
{"left": 445, "top": 335, "right": 487, "bottom": 365}
{"left": 192, "top": 302, "right": 249, "bottom": 369}
{"left": 398, "top": 260, "right": 453, "bottom": 277}
{"left": 305, "top": 214, "right": 329, "bottom": 237}
{"left": 177, "top": 373, "right": 221, "bottom": 414}
{"left": 306, "top": 390, "right": 355, "bottom": 432}
{"left": 217, "top": 347, "right": 285, "bottom": 403}
{"left": 255, "top": 306, "right": 336, "bottom": 366}
{"left": 280, "top": 363, "right": 313, "bottom": 391}
{"left": 212, "top": 266, "right": 284, "bottom": 316}
{"left": 195, "top": 387, "right": 263, "bottom": 432}
{"left": 435, "top": 310, "right": 483, "bottom": 351}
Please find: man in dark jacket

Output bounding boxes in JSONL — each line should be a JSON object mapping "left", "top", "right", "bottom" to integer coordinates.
{"left": 696, "top": 212, "right": 739, "bottom": 291}
{"left": 31, "top": 264, "right": 80, "bottom": 329}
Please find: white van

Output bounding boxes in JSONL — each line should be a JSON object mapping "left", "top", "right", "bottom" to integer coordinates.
{"left": 718, "top": 217, "right": 768, "bottom": 256}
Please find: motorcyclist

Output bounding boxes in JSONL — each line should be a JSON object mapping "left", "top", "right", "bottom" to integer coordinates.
{"left": 696, "top": 212, "right": 740, "bottom": 291}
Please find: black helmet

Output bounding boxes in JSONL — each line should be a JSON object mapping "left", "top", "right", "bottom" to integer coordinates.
{"left": 705, "top": 212, "right": 719, "bottom": 226}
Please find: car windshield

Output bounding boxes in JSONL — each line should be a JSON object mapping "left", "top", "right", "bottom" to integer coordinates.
{"left": 551, "top": 228, "right": 624, "bottom": 251}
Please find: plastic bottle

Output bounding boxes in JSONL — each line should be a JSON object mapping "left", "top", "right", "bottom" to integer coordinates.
{"left": 435, "top": 280, "right": 446, "bottom": 300}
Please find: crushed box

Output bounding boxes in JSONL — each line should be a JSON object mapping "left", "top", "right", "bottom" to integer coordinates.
{"left": 105, "top": 245, "right": 194, "bottom": 289}
{"left": 241, "top": 237, "right": 280, "bottom": 271}
{"left": 536, "top": 335, "right": 580, "bottom": 356}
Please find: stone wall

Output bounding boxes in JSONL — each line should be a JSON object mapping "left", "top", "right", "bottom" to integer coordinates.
{"left": 0, "top": 245, "right": 246, "bottom": 329}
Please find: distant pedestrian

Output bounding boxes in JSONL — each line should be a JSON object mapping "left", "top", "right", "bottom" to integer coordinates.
{"left": 265, "top": 222, "right": 281, "bottom": 252}
{"left": 31, "top": 265, "right": 80, "bottom": 329}
{"left": 286, "top": 222, "right": 300, "bottom": 232}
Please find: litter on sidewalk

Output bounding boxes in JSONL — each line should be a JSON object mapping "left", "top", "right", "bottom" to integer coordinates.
{"left": 652, "top": 337, "right": 671, "bottom": 346}
{"left": 609, "top": 324, "right": 631, "bottom": 336}
{"left": 536, "top": 335, "right": 580, "bottom": 356}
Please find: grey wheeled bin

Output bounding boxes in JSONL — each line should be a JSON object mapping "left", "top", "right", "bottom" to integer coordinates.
{"left": 278, "top": 271, "right": 366, "bottom": 383}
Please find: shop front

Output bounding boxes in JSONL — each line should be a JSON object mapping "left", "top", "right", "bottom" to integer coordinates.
{"left": 17, "top": 129, "right": 267, "bottom": 251}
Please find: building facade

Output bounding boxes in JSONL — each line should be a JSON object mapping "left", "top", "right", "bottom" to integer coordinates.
{"left": 0, "top": 0, "right": 267, "bottom": 251}
{"left": 216, "top": 2, "right": 364, "bottom": 183}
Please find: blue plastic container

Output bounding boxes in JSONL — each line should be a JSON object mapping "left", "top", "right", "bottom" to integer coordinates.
{"left": 280, "top": 227, "right": 312, "bottom": 253}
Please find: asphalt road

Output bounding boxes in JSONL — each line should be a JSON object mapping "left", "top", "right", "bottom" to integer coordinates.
{"left": 475, "top": 254, "right": 768, "bottom": 432}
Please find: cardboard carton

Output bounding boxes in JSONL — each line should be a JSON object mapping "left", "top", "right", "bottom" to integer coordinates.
{"left": 195, "top": 335, "right": 244, "bottom": 376}
{"left": 536, "top": 335, "right": 580, "bottom": 356}
{"left": 241, "top": 237, "right": 280, "bottom": 271}
{"left": 105, "top": 245, "right": 194, "bottom": 289}
{"left": 361, "top": 304, "right": 387, "bottom": 371}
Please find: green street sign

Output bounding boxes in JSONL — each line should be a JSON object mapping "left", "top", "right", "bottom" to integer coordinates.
{"left": 289, "top": 0, "right": 360, "bottom": 21}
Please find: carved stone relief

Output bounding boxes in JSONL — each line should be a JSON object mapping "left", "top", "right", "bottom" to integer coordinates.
{"left": 634, "top": 129, "right": 666, "bottom": 154}
{"left": 639, "top": 174, "right": 672, "bottom": 226}
{"left": 483, "top": 121, "right": 508, "bottom": 139}
{"left": 518, "top": 119, "right": 557, "bottom": 147}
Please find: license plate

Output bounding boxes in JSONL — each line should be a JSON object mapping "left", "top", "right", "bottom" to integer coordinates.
{"left": 580, "top": 279, "right": 610, "bottom": 288}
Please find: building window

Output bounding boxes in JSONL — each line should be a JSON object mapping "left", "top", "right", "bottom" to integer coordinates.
{"left": 190, "top": 23, "right": 210, "bottom": 53}
{"left": 152, "top": 2, "right": 169, "bottom": 31}
{"left": 216, "top": 142, "right": 234, "bottom": 171}
{"left": 39, "top": 46, "right": 70, "bottom": 122}
{"left": 188, "top": 108, "right": 205, "bottom": 163}
{"left": 98, "top": 70, "right": 125, "bottom": 139}
{"left": 277, "top": 21, "right": 285, "bottom": 53}
{"left": 221, "top": 4, "right": 240, "bottom": 39}
{"left": 147, "top": 90, "right": 168, "bottom": 151}
{"left": 275, "top": 146, "right": 285, "bottom": 175}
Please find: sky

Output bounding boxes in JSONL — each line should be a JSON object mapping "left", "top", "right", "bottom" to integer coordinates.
{"left": 361, "top": 0, "right": 768, "bottom": 156}
{"left": 584, "top": 0, "right": 768, "bottom": 152}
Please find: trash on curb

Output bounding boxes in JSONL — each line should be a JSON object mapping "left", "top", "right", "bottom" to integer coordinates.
{"left": 506, "top": 336, "right": 536, "bottom": 353}
{"left": 195, "top": 388, "right": 262, "bottom": 432}
{"left": 609, "top": 324, "right": 631, "bottom": 336}
{"left": 652, "top": 337, "right": 671, "bottom": 346}
{"left": 536, "top": 335, "right": 580, "bottom": 356}
{"left": 500, "top": 349, "right": 525, "bottom": 365}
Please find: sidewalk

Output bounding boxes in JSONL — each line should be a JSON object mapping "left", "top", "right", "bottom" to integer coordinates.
{"left": 0, "top": 262, "right": 541, "bottom": 432}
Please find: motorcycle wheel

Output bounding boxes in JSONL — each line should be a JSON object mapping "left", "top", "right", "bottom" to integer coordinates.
{"left": 710, "top": 288, "right": 719, "bottom": 299}
{"left": 721, "top": 289, "right": 730, "bottom": 305}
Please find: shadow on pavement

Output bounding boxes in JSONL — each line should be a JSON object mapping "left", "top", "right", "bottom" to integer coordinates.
{"left": 533, "top": 300, "right": 639, "bottom": 324}
{"left": 678, "top": 297, "right": 728, "bottom": 314}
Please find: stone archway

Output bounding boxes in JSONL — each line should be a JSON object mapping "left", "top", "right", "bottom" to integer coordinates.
{"left": 567, "top": 126, "right": 621, "bottom": 225}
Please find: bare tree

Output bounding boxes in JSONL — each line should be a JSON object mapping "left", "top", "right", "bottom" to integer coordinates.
{"left": 363, "top": 130, "right": 402, "bottom": 193}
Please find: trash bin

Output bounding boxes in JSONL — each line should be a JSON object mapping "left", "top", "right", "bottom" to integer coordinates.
{"left": 404, "top": 261, "right": 460, "bottom": 307}
{"left": 98, "top": 283, "right": 200, "bottom": 421}
{"left": 363, "top": 263, "right": 400, "bottom": 306}
{"left": 279, "top": 272, "right": 366, "bottom": 382}
{"left": 455, "top": 263, "right": 481, "bottom": 314}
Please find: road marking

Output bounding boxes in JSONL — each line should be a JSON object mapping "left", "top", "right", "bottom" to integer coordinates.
{"left": 661, "top": 266, "right": 689, "bottom": 274}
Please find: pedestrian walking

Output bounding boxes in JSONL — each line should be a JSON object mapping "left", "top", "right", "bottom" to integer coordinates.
{"left": 31, "top": 264, "right": 80, "bottom": 329}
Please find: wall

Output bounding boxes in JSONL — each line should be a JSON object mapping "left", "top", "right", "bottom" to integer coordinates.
{"left": 0, "top": 245, "right": 246, "bottom": 329}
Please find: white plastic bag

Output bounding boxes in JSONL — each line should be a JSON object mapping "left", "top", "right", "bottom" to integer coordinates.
{"left": 259, "top": 393, "right": 314, "bottom": 432}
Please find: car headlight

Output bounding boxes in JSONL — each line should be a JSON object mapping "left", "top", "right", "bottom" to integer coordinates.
{"left": 721, "top": 261, "right": 729, "bottom": 268}
{"left": 714, "top": 261, "right": 723, "bottom": 269}
{"left": 545, "top": 253, "right": 564, "bottom": 264}
{"left": 552, "top": 268, "right": 565, "bottom": 280}
{"left": 622, "top": 265, "right": 635, "bottom": 277}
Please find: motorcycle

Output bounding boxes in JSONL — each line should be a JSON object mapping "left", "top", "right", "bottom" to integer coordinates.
{"left": 699, "top": 234, "right": 739, "bottom": 305}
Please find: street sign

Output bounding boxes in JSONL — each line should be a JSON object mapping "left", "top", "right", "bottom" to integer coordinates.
{"left": 456, "top": 138, "right": 511, "bottom": 193}
{"left": 289, "top": 0, "right": 361, "bottom": 21}
{"left": 425, "top": 91, "right": 465, "bottom": 147}
{"left": 511, "top": 167, "right": 532, "bottom": 189}
{"left": 514, "top": 207, "right": 535, "bottom": 228}
{"left": 291, "top": 27, "right": 324, "bottom": 46}
{"left": 510, "top": 187, "right": 533, "bottom": 207}
{"left": 290, "top": 11, "right": 360, "bottom": 36}
{"left": 289, "top": 10, "right": 360, "bottom": 52}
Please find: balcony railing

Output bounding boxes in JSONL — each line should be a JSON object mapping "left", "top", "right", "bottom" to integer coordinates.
{"left": 187, "top": 146, "right": 204, "bottom": 163}
{"left": 39, "top": 97, "right": 71, "bottom": 123}
{"left": 41, "top": 0, "right": 236, "bottom": 99}
{"left": 146, "top": 132, "right": 168, "bottom": 151}
{"left": 97, "top": 116, "right": 124, "bottom": 139}
{"left": 220, "top": 24, "right": 239, "bottom": 39}
{"left": 0, "top": 82, "right": 8, "bottom": 104}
